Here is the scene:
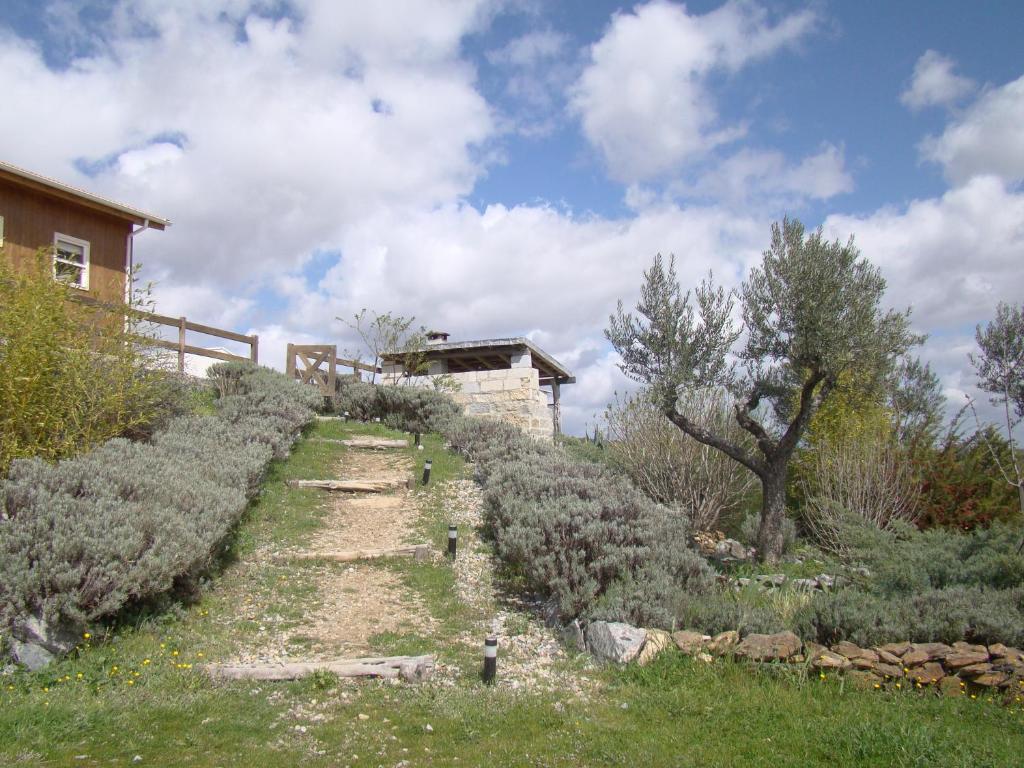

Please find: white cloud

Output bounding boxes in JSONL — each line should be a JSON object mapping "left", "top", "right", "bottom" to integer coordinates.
{"left": 824, "top": 176, "right": 1024, "bottom": 424}
{"left": 900, "top": 50, "right": 976, "bottom": 110}
{"left": 569, "top": 0, "right": 816, "bottom": 182}
{"left": 0, "top": 1, "right": 495, "bottom": 290}
{"left": 920, "top": 74, "right": 1024, "bottom": 184}
{"left": 486, "top": 29, "right": 574, "bottom": 137}
{"left": 672, "top": 143, "right": 853, "bottom": 205}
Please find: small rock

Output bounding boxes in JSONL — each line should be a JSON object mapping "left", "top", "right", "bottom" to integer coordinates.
{"left": 791, "top": 578, "right": 819, "bottom": 591}
{"left": 907, "top": 662, "right": 944, "bottom": 685}
{"left": 636, "top": 629, "right": 672, "bottom": 666}
{"left": 872, "top": 662, "right": 903, "bottom": 679}
{"left": 707, "top": 631, "right": 739, "bottom": 655}
{"left": 671, "top": 630, "right": 707, "bottom": 655}
{"left": 944, "top": 651, "right": 990, "bottom": 669}
{"left": 754, "top": 574, "right": 786, "bottom": 588}
{"left": 696, "top": 652, "right": 714, "bottom": 664}
{"left": 815, "top": 574, "right": 836, "bottom": 590}
{"left": 877, "top": 641, "right": 911, "bottom": 657}
{"left": 874, "top": 648, "right": 903, "bottom": 665}
{"left": 560, "top": 620, "right": 586, "bottom": 652}
{"left": 972, "top": 671, "right": 1009, "bottom": 687}
{"left": 958, "top": 662, "right": 994, "bottom": 678}
{"left": 620, "top": 702, "right": 628, "bottom": 710}
{"left": 585, "top": 621, "right": 647, "bottom": 664}
{"left": 357, "top": 713, "right": 369, "bottom": 721}
{"left": 424, "top": 724, "right": 433, "bottom": 733}
{"left": 132, "top": 757, "right": 143, "bottom": 764}
{"left": 734, "top": 631, "right": 801, "bottom": 662}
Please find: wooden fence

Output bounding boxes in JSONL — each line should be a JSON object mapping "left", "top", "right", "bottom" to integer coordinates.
{"left": 286, "top": 343, "right": 380, "bottom": 397}
{"left": 70, "top": 294, "right": 258, "bottom": 372}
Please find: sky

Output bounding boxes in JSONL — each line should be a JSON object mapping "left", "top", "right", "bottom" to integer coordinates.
{"left": 2, "top": 0, "right": 1022, "bottom": 435}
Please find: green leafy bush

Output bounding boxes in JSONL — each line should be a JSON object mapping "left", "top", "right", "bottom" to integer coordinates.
{"left": 0, "top": 364, "right": 315, "bottom": 640}
{"left": 0, "top": 251, "right": 185, "bottom": 475}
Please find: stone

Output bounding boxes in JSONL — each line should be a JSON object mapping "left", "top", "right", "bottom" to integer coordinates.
{"left": 944, "top": 651, "right": 990, "bottom": 669}
{"left": 815, "top": 574, "right": 836, "bottom": 590}
{"left": 810, "top": 649, "right": 851, "bottom": 671}
{"left": 671, "top": 630, "right": 708, "bottom": 655}
{"left": 560, "top": 620, "right": 586, "bottom": 652}
{"left": 939, "top": 677, "right": 965, "bottom": 697}
{"left": 952, "top": 641, "right": 988, "bottom": 655}
{"left": 991, "top": 645, "right": 1024, "bottom": 664}
{"left": 696, "top": 652, "right": 714, "bottom": 664}
{"left": 754, "top": 574, "right": 786, "bottom": 587}
{"left": 10, "top": 614, "right": 82, "bottom": 670}
{"left": 958, "top": 662, "right": 994, "bottom": 679}
{"left": 10, "top": 640, "right": 56, "bottom": 672}
{"left": 908, "top": 642, "right": 953, "bottom": 661}
{"left": 973, "top": 671, "right": 1009, "bottom": 687}
{"left": 872, "top": 662, "right": 904, "bottom": 679}
{"left": 734, "top": 631, "right": 802, "bottom": 662}
{"left": 713, "top": 539, "right": 747, "bottom": 560}
{"left": 833, "top": 641, "right": 877, "bottom": 662}
{"left": 851, "top": 657, "right": 878, "bottom": 671}
{"left": 636, "top": 629, "right": 673, "bottom": 666}
{"left": 585, "top": 622, "right": 647, "bottom": 664}
{"left": 707, "top": 630, "right": 740, "bottom": 655}
{"left": 874, "top": 648, "right": 903, "bottom": 665}
{"left": 907, "top": 662, "right": 944, "bottom": 685}
{"left": 877, "top": 641, "right": 911, "bottom": 657}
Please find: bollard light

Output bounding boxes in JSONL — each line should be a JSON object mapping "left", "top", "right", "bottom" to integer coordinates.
{"left": 447, "top": 525, "right": 458, "bottom": 559}
{"left": 422, "top": 459, "right": 433, "bottom": 486}
{"left": 483, "top": 636, "right": 497, "bottom": 684}
{"left": 343, "top": 411, "right": 350, "bottom": 422}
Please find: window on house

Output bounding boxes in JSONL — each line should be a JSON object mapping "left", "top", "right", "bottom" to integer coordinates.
{"left": 53, "top": 233, "right": 89, "bottom": 290}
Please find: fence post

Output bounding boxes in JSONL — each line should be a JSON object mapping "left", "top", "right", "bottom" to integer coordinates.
{"left": 250, "top": 335, "right": 259, "bottom": 365}
{"left": 177, "top": 316, "right": 187, "bottom": 373}
{"left": 286, "top": 344, "right": 295, "bottom": 379}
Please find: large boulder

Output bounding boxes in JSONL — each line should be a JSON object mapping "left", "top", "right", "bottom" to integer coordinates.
{"left": 734, "top": 631, "right": 802, "bottom": 662}
{"left": 672, "top": 630, "right": 708, "bottom": 655}
{"left": 585, "top": 622, "right": 647, "bottom": 664}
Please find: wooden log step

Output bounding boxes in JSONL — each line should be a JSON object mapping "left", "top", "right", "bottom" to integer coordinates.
{"left": 286, "top": 544, "right": 431, "bottom": 563}
{"left": 286, "top": 478, "right": 411, "bottom": 493}
{"left": 309, "top": 437, "right": 409, "bottom": 449}
{"left": 203, "top": 655, "right": 435, "bottom": 683}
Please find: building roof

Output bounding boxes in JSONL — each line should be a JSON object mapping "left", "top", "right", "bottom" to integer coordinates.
{"left": 384, "top": 336, "right": 575, "bottom": 384}
{"left": 0, "top": 159, "right": 170, "bottom": 229}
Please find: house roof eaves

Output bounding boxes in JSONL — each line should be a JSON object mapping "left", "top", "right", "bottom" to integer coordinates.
{"left": 0, "top": 159, "right": 171, "bottom": 229}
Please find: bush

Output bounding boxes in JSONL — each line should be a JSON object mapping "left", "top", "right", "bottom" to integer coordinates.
{"left": 449, "top": 417, "right": 715, "bottom": 628}
{"left": 0, "top": 364, "right": 315, "bottom": 641}
{"left": 603, "top": 390, "right": 756, "bottom": 532}
{"left": 332, "top": 378, "right": 460, "bottom": 435}
{"left": 0, "top": 251, "right": 185, "bottom": 475}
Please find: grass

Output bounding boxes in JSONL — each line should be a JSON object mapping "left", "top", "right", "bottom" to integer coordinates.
{"left": 2, "top": 418, "right": 1023, "bottom": 767}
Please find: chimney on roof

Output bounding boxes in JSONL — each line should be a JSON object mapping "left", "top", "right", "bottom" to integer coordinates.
{"left": 426, "top": 330, "right": 450, "bottom": 345}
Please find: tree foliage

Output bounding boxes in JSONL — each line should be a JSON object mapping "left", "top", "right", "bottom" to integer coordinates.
{"left": 607, "top": 218, "right": 919, "bottom": 562}
{"left": 0, "top": 251, "right": 180, "bottom": 476}
{"left": 339, "top": 309, "right": 427, "bottom": 384}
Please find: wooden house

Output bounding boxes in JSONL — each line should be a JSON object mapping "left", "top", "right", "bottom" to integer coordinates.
{"left": 0, "top": 160, "right": 169, "bottom": 304}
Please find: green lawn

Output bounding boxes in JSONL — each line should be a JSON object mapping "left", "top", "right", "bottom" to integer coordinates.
{"left": 2, "top": 420, "right": 1022, "bottom": 767}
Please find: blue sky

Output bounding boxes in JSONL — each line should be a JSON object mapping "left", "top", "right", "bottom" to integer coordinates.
{"left": 2, "top": 1, "right": 1022, "bottom": 434}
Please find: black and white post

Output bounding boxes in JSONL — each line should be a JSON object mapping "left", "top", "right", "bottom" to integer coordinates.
{"left": 483, "top": 635, "right": 497, "bottom": 684}
{"left": 422, "top": 458, "right": 433, "bottom": 486}
{"left": 447, "top": 525, "right": 458, "bottom": 559}
{"left": 342, "top": 411, "right": 349, "bottom": 422}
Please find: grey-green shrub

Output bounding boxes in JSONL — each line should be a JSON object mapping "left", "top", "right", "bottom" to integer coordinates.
{"left": 0, "top": 364, "right": 315, "bottom": 637}
{"left": 739, "top": 512, "right": 797, "bottom": 556}
{"left": 448, "top": 417, "right": 714, "bottom": 628}
{"left": 332, "top": 379, "right": 460, "bottom": 435}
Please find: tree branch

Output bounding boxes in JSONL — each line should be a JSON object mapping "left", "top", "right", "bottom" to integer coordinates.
{"left": 667, "top": 409, "right": 767, "bottom": 478}
{"left": 778, "top": 371, "right": 826, "bottom": 459}
{"left": 733, "top": 383, "right": 777, "bottom": 458}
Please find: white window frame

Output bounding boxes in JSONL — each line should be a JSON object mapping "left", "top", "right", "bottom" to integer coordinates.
{"left": 53, "top": 232, "right": 90, "bottom": 290}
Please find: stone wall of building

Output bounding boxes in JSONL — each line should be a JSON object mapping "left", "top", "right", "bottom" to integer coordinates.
{"left": 381, "top": 362, "right": 553, "bottom": 440}
{"left": 447, "top": 367, "right": 553, "bottom": 441}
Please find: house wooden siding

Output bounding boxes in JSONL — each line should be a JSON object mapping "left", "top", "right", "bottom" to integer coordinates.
{"left": 0, "top": 175, "right": 132, "bottom": 304}
{"left": 0, "top": 162, "right": 168, "bottom": 306}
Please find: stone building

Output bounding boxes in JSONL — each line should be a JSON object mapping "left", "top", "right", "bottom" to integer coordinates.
{"left": 381, "top": 333, "right": 574, "bottom": 440}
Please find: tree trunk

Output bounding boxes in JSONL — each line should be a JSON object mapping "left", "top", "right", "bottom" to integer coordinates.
{"left": 756, "top": 470, "right": 788, "bottom": 564}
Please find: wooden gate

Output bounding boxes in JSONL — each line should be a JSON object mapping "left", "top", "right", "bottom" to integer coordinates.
{"left": 286, "top": 344, "right": 383, "bottom": 396}
{"left": 286, "top": 344, "right": 337, "bottom": 397}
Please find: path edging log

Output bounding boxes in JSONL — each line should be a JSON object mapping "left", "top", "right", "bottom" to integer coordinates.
{"left": 283, "top": 544, "right": 431, "bottom": 563}
{"left": 309, "top": 437, "right": 409, "bottom": 449}
{"left": 203, "top": 655, "right": 435, "bottom": 683}
{"left": 286, "top": 478, "right": 412, "bottom": 493}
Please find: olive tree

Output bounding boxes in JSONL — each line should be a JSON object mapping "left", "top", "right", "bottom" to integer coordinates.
{"left": 969, "top": 301, "right": 1024, "bottom": 529}
{"left": 606, "top": 218, "right": 918, "bottom": 563}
